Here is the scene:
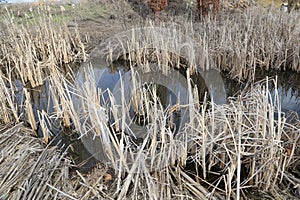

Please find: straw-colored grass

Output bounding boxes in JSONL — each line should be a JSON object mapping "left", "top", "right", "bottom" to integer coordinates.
{"left": 0, "top": 71, "right": 19, "bottom": 124}
{"left": 100, "top": 6, "right": 300, "bottom": 81}
{"left": 0, "top": 6, "right": 87, "bottom": 88}
{"left": 0, "top": 2, "right": 299, "bottom": 200}
{"left": 0, "top": 4, "right": 87, "bottom": 138}
{"left": 59, "top": 61, "right": 299, "bottom": 199}
{"left": 0, "top": 123, "right": 72, "bottom": 199}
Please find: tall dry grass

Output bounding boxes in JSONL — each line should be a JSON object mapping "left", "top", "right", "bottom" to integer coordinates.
{"left": 100, "top": 6, "right": 300, "bottom": 81}
{"left": 0, "top": 3, "right": 299, "bottom": 199}
{"left": 0, "top": 5, "right": 86, "bottom": 137}
{"left": 60, "top": 63, "right": 299, "bottom": 199}
{"left": 0, "top": 71, "right": 19, "bottom": 124}
{"left": 209, "top": 7, "right": 300, "bottom": 80}
{"left": 61, "top": 6, "right": 300, "bottom": 190}
{"left": 184, "top": 77, "right": 300, "bottom": 199}
{"left": 0, "top": 6, "right": 87, "bottom": 88}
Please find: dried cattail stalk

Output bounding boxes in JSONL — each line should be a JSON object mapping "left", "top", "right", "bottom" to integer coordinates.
{"left": 24, "top": 88, "right": 37, "bottom": 131}
{"left": 37, "top": 110, "right": 52, "bottom": 144}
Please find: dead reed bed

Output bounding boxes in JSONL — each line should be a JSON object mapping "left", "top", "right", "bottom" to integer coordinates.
{"left": 0, "top": 123, "right": 73, "bottom": 199}
{"left": 184, "top": 77, "right": 300, "bottom": 199}
{"left": 0, "top": 6, "right": 87, "bottom": 88}
{"left": 207, "top": 7, "right": 300, "bottom": 80}
{"left": 100, "top": 6, "right": 300, "bottom": 81}
{"left": 0, "top": 5, "right": 87, "bottom": 139}
{"left": 60, "top": 64, "right": 299, "bottom": 199}
{"left": 0, "top": 123, "right": 119, "bottom": 199}
{"left": 0, "top": 3, "right": 299, "bottom": 199}
{"left": 5, "top": 68, "right": 299, "bottom": 199}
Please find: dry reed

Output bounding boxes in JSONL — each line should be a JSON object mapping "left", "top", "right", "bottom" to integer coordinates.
{"left": 0, "top": 71, "right": 19, "bottom": 124}
{"left": 100, "top": 6, "right": 300, "bottom": 81}
{"left": 67, "top": 63, "right": 299, "bottom": 199}
{"left": 0, "top": 3, "right": 299, "bottom": 200}
{"left": 0, "top": 124, "right": 77, "bottom": 199}
{"left": 0, "top": 6, "right": 87, "bottom": 88}
{"left": 0, "top": 5, "right": 87, "bottom": 140}
{"left": 184, "top": 77, "right": 300, "bottom": 199}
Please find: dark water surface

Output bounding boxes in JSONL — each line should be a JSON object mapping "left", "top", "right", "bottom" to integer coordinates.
{"left": 90, "top": 62, "right": 300, "bottom": 116}
{"left": 14, "top": 62, "right": 300, "bottom": 172}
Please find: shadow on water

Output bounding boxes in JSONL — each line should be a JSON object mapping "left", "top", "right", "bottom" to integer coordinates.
{"left": 14, "top": 78, "right": 99, "bottom": 173}
{"left": 14, "top": 60, "right": 300, "bottom": 172}
{"left": 92, "top": 60, "right": 300, "bottom": 116}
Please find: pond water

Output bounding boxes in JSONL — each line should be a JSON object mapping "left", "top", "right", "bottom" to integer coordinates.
{"left": 86, "top": 61, "right": 300, "bottom": 116}
{"left": 13, "top": 61, "right": 300, "bottom": 172}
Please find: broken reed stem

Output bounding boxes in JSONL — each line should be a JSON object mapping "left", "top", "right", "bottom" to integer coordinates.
{"left": 37, "top": 110, "right": 52, "bottom": 144}
{"left": 236, "top": 96, "right": 242, "bottom": 200}
{"left": 0, "top": 71, "right": 19, "bottom": 123}
{"left": 48, "top": 71, "right": 75, "bottom": 128}
{"left": 24, "top": 88, "right": 37, "bottom": 131}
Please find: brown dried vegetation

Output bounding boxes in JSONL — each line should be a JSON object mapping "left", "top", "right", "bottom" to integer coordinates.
{"left": 197, "top": 0, "right": 220, "bottom": 17}
{"left": 146, "top": 0, "right": 168, "bottom": 15}
{"left": 0, "top": 2, "right": 299, "bottom": 200}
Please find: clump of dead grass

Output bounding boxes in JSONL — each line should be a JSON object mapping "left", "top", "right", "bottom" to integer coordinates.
{"left": 65, "top": 63, "right": 299, "bottom": 199}
{"left": 0, "top": 123, "right": 72, "bottom": 199}
{"left": 0, "top": 3, "right": 299, "bottom": 200}
{"left": 100, "top": 6, "right": 300, "bottom": 81}
{"left": 0, "top": 6, "right": 87, "bottom": 88}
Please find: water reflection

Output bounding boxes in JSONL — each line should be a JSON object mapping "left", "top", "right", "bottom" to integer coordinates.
{"left": 221, "top": 69, "right": 300, "bottom": 116}
{"left": 12, "top": 61, "right": 300, "bottom": 172}
{"left": 91, "top": 62, "right": 300, "bottom": 117}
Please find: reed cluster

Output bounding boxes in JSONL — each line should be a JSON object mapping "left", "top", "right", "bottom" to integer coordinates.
{"left": 0, "top": 6, "right": 87, "bottom": 88}
{"left": 0, "top": 5, "right": 87, "bottom": 133}
{"left": 0, "top": 3, "right": 299, "bottom": 199}
{"left": 209, "top": 7, "right": 300, "bottom": 80}
{"left": 184, "top": 78, "right": 300, "bottom": 198}
{"left": 101, "top": 6, "right": 300, "bottom": 81}
{"left": 58, "top": 64, "right": 300, "bottom": 199}
{"left": 0, "top": 71, "right": 19, "bottom": 124}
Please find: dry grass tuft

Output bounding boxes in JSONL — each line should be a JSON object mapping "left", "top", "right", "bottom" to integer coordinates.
{"left": 0, "top": 6, "right": 87, "bottom": 88}
{"left": 100, "top": 7, "right": 300, "bottom": 81}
